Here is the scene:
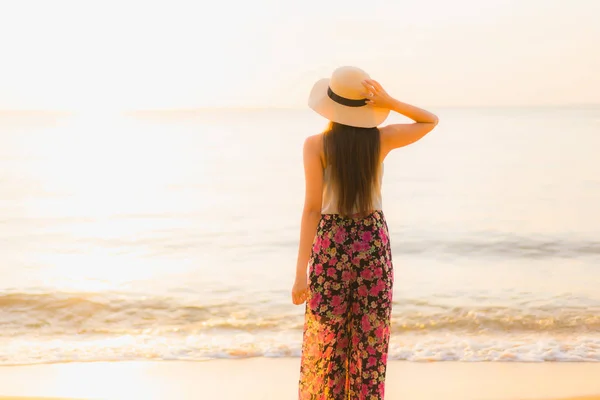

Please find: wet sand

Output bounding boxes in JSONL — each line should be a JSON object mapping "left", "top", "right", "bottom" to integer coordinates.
{"left": 1, "top": 359, "right": 600, "bottom": 399}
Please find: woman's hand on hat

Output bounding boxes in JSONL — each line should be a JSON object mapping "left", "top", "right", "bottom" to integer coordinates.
{"left": 361, "top": 79, "right": 394, "bottom": 109}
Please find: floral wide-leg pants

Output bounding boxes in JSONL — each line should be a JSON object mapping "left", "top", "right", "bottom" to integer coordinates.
{"left": 299, "top": 211, "right": 394, "bottom": 400}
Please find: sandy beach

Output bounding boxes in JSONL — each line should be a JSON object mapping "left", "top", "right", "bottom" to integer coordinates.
{"left": 1, "top": 359, "right": 600, "bottom": 400}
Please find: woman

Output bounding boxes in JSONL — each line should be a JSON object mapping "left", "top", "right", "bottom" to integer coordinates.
{"left": 292, "top": 66, "right": 439, "bottom": 399}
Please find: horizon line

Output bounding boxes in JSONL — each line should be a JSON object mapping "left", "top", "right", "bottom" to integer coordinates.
{"left": 0, "top": 103, "right": 599, "bottom": 114}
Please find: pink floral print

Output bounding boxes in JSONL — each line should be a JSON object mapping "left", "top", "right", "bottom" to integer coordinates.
{"left": 299, "top": 211, "right": 394, "bottom": 400}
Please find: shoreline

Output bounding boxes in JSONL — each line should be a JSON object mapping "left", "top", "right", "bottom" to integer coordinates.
{"left": 1, "top": 359, "right": 600, "bottom": 399}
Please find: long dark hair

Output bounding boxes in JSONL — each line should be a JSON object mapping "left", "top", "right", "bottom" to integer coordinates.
{"left": 323, "top": 122, "right": 381, "bottom": 218}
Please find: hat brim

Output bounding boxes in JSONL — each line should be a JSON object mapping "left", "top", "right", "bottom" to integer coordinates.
{"left": 308, "top": 78, "right": 390, "bottom": 129}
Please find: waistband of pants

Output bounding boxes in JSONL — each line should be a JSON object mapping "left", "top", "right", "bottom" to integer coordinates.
{"left": 319, "top": 210, "right": 385, "bottom": 225}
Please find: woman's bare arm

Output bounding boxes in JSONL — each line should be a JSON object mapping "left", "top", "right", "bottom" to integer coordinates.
{"left": 291, "top": 134, "right": 323, "bottom": 305}
{"left": 362, "top": 79, "right": 439, "bottom": 160}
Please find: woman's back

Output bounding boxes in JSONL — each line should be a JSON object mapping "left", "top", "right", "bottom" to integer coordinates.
{"left": 320, "top": 122, "right": 382, "bottom": 218}
{"left": 321, "top": 163, "right": 384, "bottom": 215}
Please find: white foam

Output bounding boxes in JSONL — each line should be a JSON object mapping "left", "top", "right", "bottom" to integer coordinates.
{"left": 1, "top": 331, "right": 599, "bottom": 366}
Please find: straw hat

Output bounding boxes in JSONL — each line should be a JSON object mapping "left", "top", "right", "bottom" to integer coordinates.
{"left": 308, "top": 66, "right": 390, "bottom": 128}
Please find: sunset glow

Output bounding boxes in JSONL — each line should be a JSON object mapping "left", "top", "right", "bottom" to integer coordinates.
{"left": 0, "top": 0, "right": 598, "bottom": 111}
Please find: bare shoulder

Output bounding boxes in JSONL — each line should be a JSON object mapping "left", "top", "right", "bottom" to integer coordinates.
{"left": 377, "top": 125, "right": 396, "bottom": 162}
{"left": 304, "top": 133, "right": 325, "bottom": 166}
{"left": 304, "top": 132, "right": 324, "bottom": 148}
{"left": 378, "top": 125, "right": 395, "bottom": 137}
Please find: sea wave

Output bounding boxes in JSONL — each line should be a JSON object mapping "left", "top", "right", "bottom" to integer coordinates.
{"left": 1, "top": 332, "right": 599, "bottom": 365}
{"left": 1, "top": 291, "right": 598, "bottom": 336}
{"left": 390, "top": 236, "right": 600, "bottom": 259}
{"left": 267, "top": 234, "right": 600, "bottom": 259}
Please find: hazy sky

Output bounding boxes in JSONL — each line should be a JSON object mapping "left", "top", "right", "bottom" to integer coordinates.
{"left": 0, "top": 0, "right": 598, "bottom": 110}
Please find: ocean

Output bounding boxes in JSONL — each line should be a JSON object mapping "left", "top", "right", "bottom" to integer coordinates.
{"left": 1, "top": 106, "right": 599, "bottom": 366}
